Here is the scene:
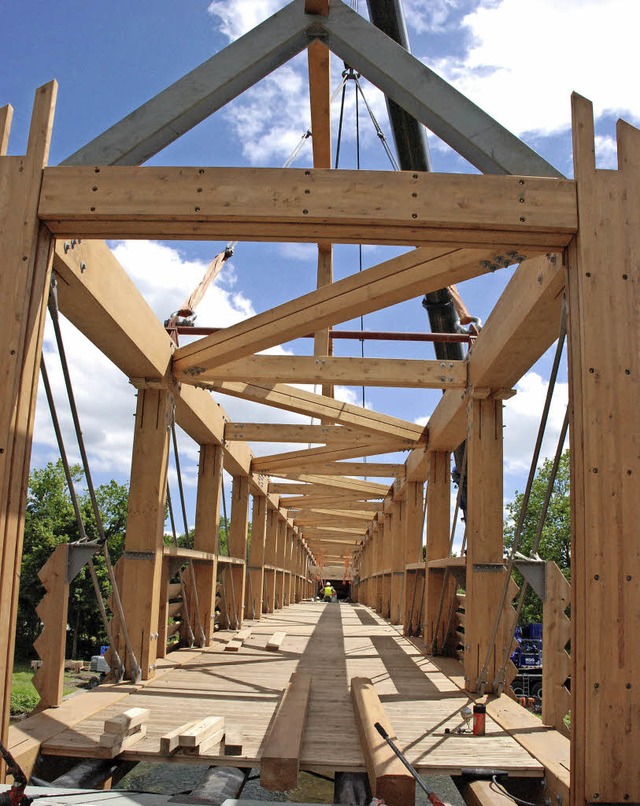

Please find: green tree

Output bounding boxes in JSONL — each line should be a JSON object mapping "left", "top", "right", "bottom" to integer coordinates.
{"left": 504, "top": 450, "right": 571, "bottom": 625}
{"left": 17, "top": 461, "right": 129, "bottom": 660}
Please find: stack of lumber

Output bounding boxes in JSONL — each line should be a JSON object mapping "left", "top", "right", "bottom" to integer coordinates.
{"left": 99, "top": 708, "right": 149, "bottom": 757}
{"left": 160, "top": 716, "right": 225, "bottom": 756}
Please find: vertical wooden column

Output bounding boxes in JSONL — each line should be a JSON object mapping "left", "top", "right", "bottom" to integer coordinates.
{"left": 227, "top": 475, "right": 250, "bottom": 629}
{"left": 116, "top": 388, "right": 172, "bottom": 680}
{"left": 192, "top": 443, "right": 222, "bottom": 643}
{"left": 263, "top": 506, "right": 278, "bottom": 613}
{"left": 423, "top": 451, "right": 453, "bottom": 652}
{"left": 382, "top": 509, "right": 394, "bottom": 618}
{"left": 374, "top": 518, "right": 383, "bottom": 612}
{"left": 389, "top": 500, "right": 405, "bottom": 625}
{"left": 566, "top": 95, "right": 640, "bottom": 805}
{"left": 246, "top": 493, "right": 267, "bottom": 620}
{"left": 0, "top": 83, "right": 57, "bottom": 762}
{"left": 464, "top": 395, "right": 506, "bottom": 692}
{"left": 283, "top": 525, "right": 293, "bottom": 606}
{"left": 276, "top": 516, "right": 288, "bottom": 609}
{"left": 293, "top": 536, "right": 302, "bottom": 602}
{"left": 403, "top": 482, "right": 424, "bottom": 635}
{"left": 364, "top": 535, "right": 372, "bottom": 607}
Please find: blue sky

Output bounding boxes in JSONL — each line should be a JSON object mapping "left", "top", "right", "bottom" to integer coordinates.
{"left": 2, "top": 0, "right": 638, "bottom": 534}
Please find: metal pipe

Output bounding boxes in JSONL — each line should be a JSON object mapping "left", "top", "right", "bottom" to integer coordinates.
{"left": 170, "top": 326, "right": 474, "bottom": 344}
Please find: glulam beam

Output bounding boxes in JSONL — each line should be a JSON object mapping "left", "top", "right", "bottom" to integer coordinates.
{"left": 40, "top": 167, "right": 575, "bottom": 248}
{"left": 182, "top": 355, "right": 467, "bottom": 389}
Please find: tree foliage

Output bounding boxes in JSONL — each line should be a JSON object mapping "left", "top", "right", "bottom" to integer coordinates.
{"left": 18, "top": 461, "right": 129, "bottom": 660}
{"left": 504, "top": 450, "right": 571, "bottom": 625}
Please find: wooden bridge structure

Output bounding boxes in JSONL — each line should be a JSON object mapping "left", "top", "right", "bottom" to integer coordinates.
{"left": 1, "top": 2, "right": 638, "bottom": 804}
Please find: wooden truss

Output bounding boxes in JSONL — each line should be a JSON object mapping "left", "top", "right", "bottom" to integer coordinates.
{"left": 1, "top": 2, "right": 639, "bottom": 803}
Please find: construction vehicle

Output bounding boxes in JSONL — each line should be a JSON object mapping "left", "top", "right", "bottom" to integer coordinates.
{"left": 510, "top": 625, "right": 543, "bottom": 708}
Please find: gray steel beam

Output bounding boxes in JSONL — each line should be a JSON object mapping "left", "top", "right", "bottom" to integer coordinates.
{"left": 323, "top": 1, "right": 562, "bottom": 177}
{"left": 62, "top": 0, "right": 315, "bottom": 166}
{"left": 365, "top": 0, "right": 431, "bottom": 172}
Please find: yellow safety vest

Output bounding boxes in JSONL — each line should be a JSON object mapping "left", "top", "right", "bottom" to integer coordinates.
{"left": 324, "top": 586, "right": 333, "bottom": 597}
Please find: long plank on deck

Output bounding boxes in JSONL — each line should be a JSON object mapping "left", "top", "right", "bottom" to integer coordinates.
{"left": 260, "top": 672, "right": 312, "bottom": 791}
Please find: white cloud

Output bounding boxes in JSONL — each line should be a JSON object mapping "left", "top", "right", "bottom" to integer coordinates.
{"left": 403, "top": 0, "right": 466, "bottom": 34}
{"left": 427, "top": 0, "right": 639, "bottom": 139}
{"left": 503, "top": 371, "right": 568, "bottom": 480}
{"left": 33, "top": 240, "right": 262, "bottom": 485}
{"left": 110, "top": 240, "right": 255, "bottom": 328}
{"left": 207, "top": 0, "right": 288, "bottom": 41}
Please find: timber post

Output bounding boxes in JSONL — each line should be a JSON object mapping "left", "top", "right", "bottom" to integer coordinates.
{"left": 246, "top": 493, "right": 267, "bottom": 619}
{"left": 423, "top": 451, "right": 453, "bottom": 652}
{"left": 566, "top": 94, "right": 640, "bottom": 805}
{"left": 227, "top": 474, "right": 250, "bottom": 629}
{"left": 0, "top": 83, "right": 57, "bottom": 765}
{"left": 263, "top": 506, "right": 278, "bottom": 613}
{"left": 464, "top": 395, "right": 508, "bottom": 692}
{"left": 403, "top": 481, "right": 424, "bottom": 635}
{"left": 116, "top": 387, "right": 172, "bottom": 680}
{"left": 193, "top": 443, "right": 223, "bottom": 643}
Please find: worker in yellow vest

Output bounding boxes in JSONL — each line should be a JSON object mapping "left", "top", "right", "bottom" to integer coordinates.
{"left": 323, "top": 582, "right": 334, "bottom": 603}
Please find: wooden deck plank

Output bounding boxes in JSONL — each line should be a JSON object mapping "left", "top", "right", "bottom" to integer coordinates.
{"left": 30, "top": 603, "right": 544, "bottom": 777}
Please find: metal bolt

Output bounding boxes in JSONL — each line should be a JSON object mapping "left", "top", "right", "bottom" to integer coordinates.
{"left": 594, "top": 682, "right": 600, "bottom": 689}
{"left": 194, "top": 206, "right": 200, "bottom": 212}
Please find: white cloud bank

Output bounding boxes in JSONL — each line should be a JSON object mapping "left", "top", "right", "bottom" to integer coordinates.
{"left": 421, "top": 0, "right": 639, "bottom": 141}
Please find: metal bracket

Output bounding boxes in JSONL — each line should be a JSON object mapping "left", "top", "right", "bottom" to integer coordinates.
{"left": 66, "top": 541, "right": 101, "bottom": 583}
{"left": 471, "top": 563, "right": 504, "bottom": 573}
{"left": 514, "top": 554, "right": 547, "bottom": 601}
{"left": 123, "top": 550, "right": 155, "bottom": 560}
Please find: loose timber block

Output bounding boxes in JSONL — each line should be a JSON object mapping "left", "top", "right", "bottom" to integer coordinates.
{"left": 179, "top": 716, "right": 225, "bottom": 748}
{"left": 102, "top": 726, "right": 147, "bottom": 758}
{"left": 99, "top": 723, "right": 144, "bottom": 749}
{"left": 160, "top": 720, "right": 199, "bottom": 755}
{"left": 103, "top": 707, "right": 149, "bottom": 735}
{"left": 223, "top": 727, "right": 244, "bottom": 756}
{"left": 180, "top": 727, "right": 225, "bottom": 756}
{"left": 350, "top": 677, "right": 415, "bottom": 806}
{"left": 260, "top": 672, "right": 312, "bottom": 791}
{"left": 266, "top": 631, "right": 286, "bottom": 652}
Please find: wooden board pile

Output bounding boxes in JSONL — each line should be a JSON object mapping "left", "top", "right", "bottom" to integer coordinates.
{"left": 161, "top": 716, "right": 232, "bottom": 756}
{"left": 99, "top": 707, "right": 149, "bottom": 757}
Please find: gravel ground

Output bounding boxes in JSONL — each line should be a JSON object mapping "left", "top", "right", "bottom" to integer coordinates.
{"left": 118, "top": 764, "right": 466, "bottom": 804}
